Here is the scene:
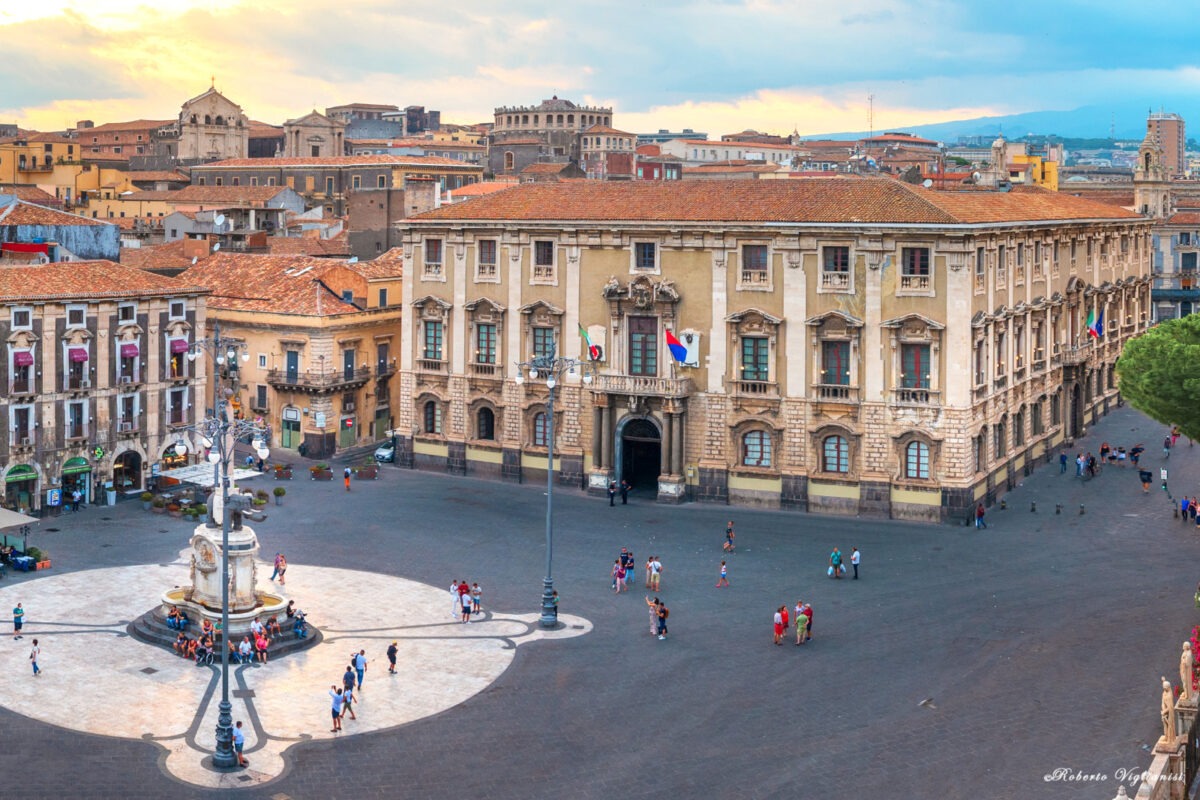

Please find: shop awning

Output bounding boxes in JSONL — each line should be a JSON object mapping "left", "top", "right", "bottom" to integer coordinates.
{"left": 0, "top": 506, "right": 37, "bottom": 529}
{"left": 5, "top": 465, "right": 36, "bottom": 483}
{"left": 156, "top": 463, "right": 261, "bottom": 488}
{"left": 170, "top": 338, "right": 190, "bottom": 354}
{"left": 13, "top": 350, "right": 33, "bottom": 366}
{"left": 68, "top": 347, "right": 89, "bottom": 362}
{"left": 120, "top": 343, "right": 140, "bottom": 359}
{"left": 62, "top": 457, "right": 91, "bottom": 476}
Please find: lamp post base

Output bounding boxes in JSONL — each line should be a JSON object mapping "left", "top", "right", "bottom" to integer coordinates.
{"left": 539, "top": 577, "right": 558, "bottom": 629}
{"left": 212, "top": 699, "right": 237, "bottom": 769}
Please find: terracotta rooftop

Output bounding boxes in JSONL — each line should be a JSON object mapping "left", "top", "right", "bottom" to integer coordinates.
{"left": 686, "top": 161, "right": 786, "bottom": 174}
{"left": 194, "top": 154, "right": 477, "bottom": 169}
{"left": 77, "top": 119, "right": 171, "bottom": 134}
{"left": 672, "top": 138, "right": 801, "bottom": 152}
{"left": 863, "top": 133, "right": 940, "bottom": 146}
{"left": 450, "top": 180, "right": 519, "bottom": 199}
{"left": 520, "top": 162, "right": 575, "bottom": 175}
{"left": 1166, "top": 212, "right": 1200, "bottom": 226}
{"left": 266, "top": 233, "right": 351, "bottom": 258}
{"left": 0, "top": 185, "right": 60, "bottom": 206}
{"left": 124, "top": 170, "right": 190, "bottom": 183}
{"left": 0, "top": 260, "right": 206, "bottom": 301}
{"left": 120, "top": 240, "right": 197, "bottom": 271}
{"left": 164, "top": 185, "right": 293, "bottom": 205}
{"left": 348, "top": 138, "right": 485, "bottom": 150}
{"left": 180, "top": 253, "right": 378, "bottom": 315}
{"left": 1062, "top": 190, "right": 1135, "bottom": 208}
{"left": 582, "top": 124, "right": 636, "bottom": 137}
{"left": 411, "top": 178, "right": 1143, "bottom": 225}
{"left": 355, "top": 249, "right": 404, "bottom": 279}
{"left": 0, "top": 199, "right": 113, "bottom": 227}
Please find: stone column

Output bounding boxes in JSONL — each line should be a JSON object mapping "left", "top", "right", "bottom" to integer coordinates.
{"left": 660, "top": 412, "right": 671, "bottom": 475}
{"left": 601, "top": 404, "right": 612, "bottom": 469}
{"left": 592, "top": 406, "right": 602, "bottom": 465}
{"left": 671, "top": 411, "right": 683, "bottom": 476}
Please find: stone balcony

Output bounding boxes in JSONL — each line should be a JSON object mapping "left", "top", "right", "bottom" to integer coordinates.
{"left": 595, "top": 374, "right": 694, "bottom": 399}
{"left": 266, "top": 366, "right": 372, "bottom": 394}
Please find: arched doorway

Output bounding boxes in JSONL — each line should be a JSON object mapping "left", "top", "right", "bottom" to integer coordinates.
{"left": 618, "top": 417, "right": 661, "bottom": 493}
{"left": 61, "top": 457, "right": 92, "bottom": 503}
{"left": 1069, "top": 383, "right": 1082, "bottom": 439}
{"left": 4, "top": 464, "right": 37, "bottom": 512}
{"left": 113, "top": 450, "right": 142, "bottom": 492}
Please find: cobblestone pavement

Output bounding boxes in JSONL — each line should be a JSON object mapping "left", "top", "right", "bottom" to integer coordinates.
{"left": 2, "top": 406, "right": 1196, "bottom": 799}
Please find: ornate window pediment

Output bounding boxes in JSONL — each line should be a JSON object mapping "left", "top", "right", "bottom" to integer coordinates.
{"left": 805, "top": 309, "right": 862, "bottom": 330}
{"left": 7, "top": 330, "right": 38, "bottom": 347}
{"left": 881, "top": 313, "right": 945, "bottom": 332}
{"left": 520, "top": 300, "right": 564, "bottom": 327}
{"left": 728, "top": 307, "right": 782, "bottom": 343}
{"left": 465, "top": 297, "right": 506, "bottom": 323}
{"left": 413, "top": 295, "right": 452, "bottom": 321}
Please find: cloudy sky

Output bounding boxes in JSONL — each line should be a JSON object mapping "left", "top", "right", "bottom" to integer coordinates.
{"left": 2, "top": 0, "right": 1198, "bottom": 136}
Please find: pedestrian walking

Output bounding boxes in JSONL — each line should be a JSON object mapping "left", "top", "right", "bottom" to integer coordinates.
{"left": 341, "top": 684, "right": 357, "bottom": 720}
{"left": 1132, "top": 444, "right": 1144, "bottom": 467}
{"left": 620, "top": 479, "right": 630, "bottom": 504}
{"left": 773, "top": 607, "right": 784, "bottom": 645}
{"left": 1182, "top": 497, "right": 1191, "bottom": 523}
{"left": 387, "top": 642, "right": 398, "bottom": 675}
{"left": 850, "top": 546, "right": 860, "bottom": 579}
{"left": 656, "top": 601, "right": 669, "bottom": 640}
{"left": 354, "top": 649, "right": 367, "bottom": 689}
{"left": 276, "top": 554, "right": 287, "bottom": 586}
{"left": 644, "top": 556, "right": 653, "bottom": 588}
{"left": 329, "top": 686, "right": 344, "bottom": 732}
{"left": 344, "top": 466, "right": 352, "bottom": 491}
{"left": 450, "top": 580, "right": 461, "bottom": 618}
{"left": 975, "top": 503, "right": 987, "bottom": 530}
{"left": 13, "top": 602, "right": 23, "bottom": 640}
{"left": 30, "top": 638, "right": 40, "bottom": 676}
{"left": 1075, "top": 453, "right": 1085, "bottom": 477}
{"left": 780, "top": 602, "right": 789, "bottom": 632}
{"left": 269, "top": 553, "right": 283, "bottom": 582}
{"left": 794, "top": 601, "right": 808, "bottom": 645}
{"left": 1164, "top": 436, "right": 1172, "bottom": 459}
{"left": 829, "top": 547, "right": 844, "bottom": 578}
{"left": 71, "top": 489, "right": 82, "bottom": 512}
{"left": 649, "top": 556, "right": 663, "bottom": 591}
{"left": 233, "top": 720, "right": 248, "bottom": 767}
{"left": 611, "top": 559, "right": 626, "bottom": 593}
{"left": 800, "top": 602, "right": 813, "bottom": 641}
{"left": 608, "top": 481, "right": 616, "bottom": 506}
{"left": 716, "top": 560, "right": 729, "bottom": 588}
{"left": 620, "top": 549, "right": 635, "bottom": 590}
{"left": 460, "top": 591, "right": 472, "bottom": 623}
{"left": 1139, "top": 469, "right": 1153, "bottom": 493}
{"left": 1191, "top": 497, "right": 1199, "bottom": 523}
{"left": 724, "top": 521, "right": 736, "bottom": 553}
{"left": 1172, "top": 426, "right": 1181, "bottom": 447}
{"left": 644, "top": 596, "right": 659, "bottom": 635}
{"left": 343, "top": 665, "right": 356, "bottom": 695}
{"left": 1059, "top": 450, "right": 1068, "bottom": 474}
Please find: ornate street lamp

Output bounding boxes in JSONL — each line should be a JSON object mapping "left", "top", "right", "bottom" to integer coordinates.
{"left": 515, "top": 341, "right": 594, "bottom": 627}
{"left": 177, "top": 320, "right": 267, "bottom": 770}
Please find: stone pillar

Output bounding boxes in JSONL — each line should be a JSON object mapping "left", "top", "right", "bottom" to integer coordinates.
{"left": 671, "top": 411, "right": 683, "bottom": 476}
{"left": 601, "top": 404, "right": 612, "bottom": 469}
{"left": 660, "top": 412, "right": 671, "bottom": 475}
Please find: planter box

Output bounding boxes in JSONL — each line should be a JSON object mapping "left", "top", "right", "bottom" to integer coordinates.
{"left": 311, "top": 470, "right": 333, "bottom": 481}
{"left": 152, "top": 506, "right": 166, "bottom": 514}
{"left": 356, "top": 467, "right": 378, "bottom": 480}
{"left": 168, "top": 509, "right": 182, "bottom": 518}
{"left": 275, "top": 469, "right": 292, "bottom": 480}
{"left": 274, "top": 496, "right": 284, "bottom": 506}
{"left": 36, "top": 560, "right": 50, "bottom": 570}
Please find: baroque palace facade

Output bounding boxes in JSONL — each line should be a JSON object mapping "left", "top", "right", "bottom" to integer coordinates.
{"left": 394, "top": 180, "right": 1151, "bottom": 521}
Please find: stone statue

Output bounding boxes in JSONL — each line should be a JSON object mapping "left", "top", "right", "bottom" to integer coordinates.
{"left": 1182, "top": 644, "right": 1195, "bottom": 703}
{"left": 205, "top": 491, "right": 218, "bottom": 529}
{"left": 1161, "top": 677, "right": 1177, "bottom": 745}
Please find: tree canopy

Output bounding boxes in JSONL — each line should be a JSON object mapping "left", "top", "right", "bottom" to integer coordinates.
{"left": 1116, "top": 316, "right": 1200, "bottom": 440}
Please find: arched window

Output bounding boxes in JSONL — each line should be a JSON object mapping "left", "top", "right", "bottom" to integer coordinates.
{"left": 504, "top": 151, "right": 515, "bottom": 171}
{"left": 204, "top": 115, "right": 212, "bottom": 125}
{"left": 741, "top": 430, "right": 772, "bottom": 467}
{"left": 477, "top": 407, "right": 495, "bottom": 440}
{"left": 423, "top": 401, "right": 441, "bottom": 434}
{"left": 215, "top": 115, "right": 225, "bottom": 125}
{"left": 190, "top": 114, "right": 197, "bottom": 124}
{"left": 822, "top": 435, "right": 848, "bottom": 473}
{"left": 532, "top": 412, "right": 549, "bottom": 447}
{"left": 904, "top": 441, "right": 930, "bottom": 479}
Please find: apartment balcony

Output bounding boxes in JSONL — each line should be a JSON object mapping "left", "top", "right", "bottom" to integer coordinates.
{"left": 415, "top": 358, "right": 447, "bottom": 374}
{"left": 9, "top": 378, "right": 33, "bottom": 396}
{"left": 728, "top": 378, "right": 777, "bottom": 397}
{"left": 813, "top": 384, "right": 858, "bottom": 403}
{"left": 65, "top": 375, "right": 92, "bottom": 393}
{"left": 469, "top": 362, "right": 503, "bottom": 380}
{"left": 265, "top": 366, "right": 371, "bottom": 394}
{"left": 116, "top": 420, "right": 140, "bottom": 436}
{"left": 1057, "top": 345, "right": 1091, "bottom": 367}
{"left": 899, "top": 274, "right": 931, "bottom": 292}
{"left": 375, "top": 362, "right": 397, "bottom": 379}
{"left": 1152, "top": 273, "right": 1200, "bottom": 302}
{"left": 19, "top": 159, "right": 53, "bottom": 172}
{"left": 165, "top": 412, "right": 188, "bottom": 428}
{"left": 820, "top": 272, "right": 850, "bottom": 291}
{"left": 10, "top": 432, "right": 35, "bottom": 452}
{"left": 892, "top": 387, "right": 940, "bottom": 406}
{"left": 595, "top": 373, "right": 695, "bottom": 399}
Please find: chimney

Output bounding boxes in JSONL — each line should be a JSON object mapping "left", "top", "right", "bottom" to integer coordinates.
{"left": 76, "top": 120, "right": 94, "bottom": 130}
{"left": 182, "top": 238, "right": 209, "bottom": 259}
{"left": 405, "top": 177, "right": 438, "bottom": 216}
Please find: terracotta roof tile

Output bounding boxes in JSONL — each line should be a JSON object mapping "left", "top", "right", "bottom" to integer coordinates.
{"left": 266, "top": 234, "right": 351, "bottom": 257}
{"left": 77, "top": 119, "right": 171, "bottom": 133}
{"left": 124, "top": 170, "right": 190, "bottom": 183}
{"left": 120, "top": 240, "right": 197, "bottom": 270}
{"left": 1166, "top": 212, "right": 1200, "bottom": 225}
{"left": 582, "top": 124, "right": 635, "bottom": 137}
{"left": 520, "top": 162, "right": 574, "bottom": 174}
{"left": 165, "top": 185, "right": 292, "bottom": 205}
{"left": 450, "top": 180, "right": 519, "bottom": 198}
{"left": 355, "top": 249, "right": 403, "bottom": 279}
{"left": 194, "top": 154, "right": 476, "bottom": 169}
{"left": 0, "top": 260, "right": 205, "bottom": 301}
{"left": 180, "top": 253, "right": 374, "bottom": 315}
{"left": 0, "top": 185, "right": 60, "bottom": 206}
{"left": 411, "top": 178, "right": 1141, "bottom": 225}
{"left": 0, "top": 199, "right": 113, "bottom": 227}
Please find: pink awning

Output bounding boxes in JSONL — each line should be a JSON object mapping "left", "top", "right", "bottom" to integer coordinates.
{"left": 170, "top": 338, "right": 190, "bottom": 354}
{"left": 120, "top": 343, "right": 139, "bottom": 359}
{"left": 13, "top": 350, "right": 33, "bottom": 367}
{"left": 68, "top": 347, "right": 89, "bottom": 362}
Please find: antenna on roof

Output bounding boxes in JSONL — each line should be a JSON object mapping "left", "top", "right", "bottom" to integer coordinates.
{"left": 868, "top": 93, "right": 874, "bottom": 140}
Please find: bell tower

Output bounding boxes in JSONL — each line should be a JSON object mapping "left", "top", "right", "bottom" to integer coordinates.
{"left": 1134, "top": 128, "right": 1171, "bottom": 219}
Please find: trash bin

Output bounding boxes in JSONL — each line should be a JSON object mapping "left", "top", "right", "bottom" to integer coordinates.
{"left": 104, "top": 480, "right": 116, "bottom": 507}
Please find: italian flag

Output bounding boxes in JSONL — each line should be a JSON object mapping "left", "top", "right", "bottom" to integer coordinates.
{"left": 579, "top": 324, "right": 600, "bottom": 360}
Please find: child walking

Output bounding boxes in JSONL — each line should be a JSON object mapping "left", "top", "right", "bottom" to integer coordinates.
{"left": 716, "top": 560, "right": 729, "bottom": 588}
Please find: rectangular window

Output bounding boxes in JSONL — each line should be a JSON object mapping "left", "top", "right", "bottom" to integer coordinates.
{"left": 533, "top": 241, "right": 555, "bottom": 280}
{"left": 267, "top": 177, "right": 276, "bottom": 186}
{"left": 628, "top": 317, "right": 658, "bottom": 376}
{"left": 476, "top": 324, "right": 497, "bottom": 364}
{"left": 423, "top": 321, "right": 443, "bottom": 361}
{"left": 1031, "top": 402, "right": 1044, "bottom": 435}
{"left": 258, "top": 354, "right": 267, "bottom": 369}
{"left": 377, "top": 175, "right": 387, "bottom": 189}
{"left": 1016, "top": 243, "right": 1024, "bottom": 266}
{"left": 11, "top": 308, "right": 31, "bottom": 329}
{"left": 995, "top": 333, "right": 1006, "bottom": 376}
{"left": 377, "top": 288, "right": 388, "bottom": 307}
{"left": 477, "top": 239, "right": 497, "bottom": 278}
{"left": 424, "top": 238, "right": 443, "bottom": 276}
{"left": 250, "top": 177, "right": 258, "bottom": 186}
{"left": 533, "top": 327, "right": 556, "bottom": 359}
{"left": 67, "top": 306, "right": 85, "bottom": 328}
{"left": 325, "top": 176, "right": 334, "bottom": 194}
{"left": 214, "top": 177, "right": 222, "bottom": 186}
{"left": 741, "top": 244, "right": 768, "bottom": 285}
{"left": 117, "top": 303, "right": 136, "bottom": 323}
{"left": 256, "top": 384, "right": 268, "bottom": 410}
{"left": 901, "top": 344, "right": 930, "bottom": 389}
{"left": 742, "top": 431, "right": 772, "bottom": 468}
{"left": 168, "top": 300, "right": 185, "bottom": 320}
{"left": 352, "top": 175, "right": 361, "bottom": 190}
{"left": 634, "top": 242, "right": 656, "bottom": 270}
{"left": 741, "top": 337, "right": 770, "bottom": 383}
{"left": 821, "top": 246, "right": 850, "bottom": 290}
{"left": 974, "top": 340, "right": 986, "bottom": 385}
{"left": 900, "top": 247, "right": 931, "bottom": 292}
{"left": 66, "top": 401, "right": 86, "bottom": 439}
{"left": 231, "top": 177, "right": 240, "bottom": 186}
{"left": 821, "top": 340, "right": 849, "bottom": 386}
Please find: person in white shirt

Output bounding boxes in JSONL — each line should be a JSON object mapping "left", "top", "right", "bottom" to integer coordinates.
{"left": 30, "top": 639, "right": 40, "bottom": 675}
{"left": 238, "top": 636, "right": 253, "bottom": 663}
{"left": 850, "top": 547, "right": 861, "bottom": 580}
{"left": 649, "top": 557, "right": 663, "bottom": 591}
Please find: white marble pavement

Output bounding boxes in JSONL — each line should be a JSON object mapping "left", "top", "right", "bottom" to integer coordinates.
{"left": 0, "top": 551, "right": 591, "bottom": 790}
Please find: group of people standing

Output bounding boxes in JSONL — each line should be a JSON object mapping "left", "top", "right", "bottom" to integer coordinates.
{"left": 328, "top": 650, "right": 368, "bottom": 733}
{"left": 773, "top": 602, "right": 813, "bottom": 646}
{"left": 449, "top": 579, "right": 482, "bottom": 622}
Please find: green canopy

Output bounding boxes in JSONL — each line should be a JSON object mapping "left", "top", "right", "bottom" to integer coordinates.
{"left": 5, "top": 465, "right": 36, "bottom": 483}
{"left": 62, "top": 457, "right": 91, "bottom": 476}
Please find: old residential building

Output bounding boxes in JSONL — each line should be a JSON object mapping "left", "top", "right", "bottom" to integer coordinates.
{"left": 0, "top": 261, "right": 208, "bottom": 512}
{"left": 394, "top": 179, "right": 1151, "bottom": 521}
{"left": 179, "top": 253, "right": 403, "bottom": 458}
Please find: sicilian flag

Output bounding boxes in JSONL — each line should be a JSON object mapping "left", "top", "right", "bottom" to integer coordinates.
{"left": 1086, "top": 307, "right": 1103, "bottom": 339}
{"left": 665, "top": 329, "right": 688, "bottom": 363}
{"left": 578, "top": 324, "right": 600, "bottom": 360}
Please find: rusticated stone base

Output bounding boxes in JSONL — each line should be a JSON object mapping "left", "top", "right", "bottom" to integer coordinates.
{"left": 446, "top": 441, "right": 466, "bottom": 475}
{"left": 501, "top": 448, "right": 522, "bottom": 482}
{"left": 695, "top": 466, "right": 728, "bottom": 504}
{"left": 858, "top": 480, "right": 891, "bottom": 518}
{"left": 780, "top": 474, "right": 808, "bottom": 511}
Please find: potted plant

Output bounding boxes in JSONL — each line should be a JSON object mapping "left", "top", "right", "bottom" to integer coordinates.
{"left": 310, "top": 462, "right": 333, "bottom": 480}
{"left": 167, "top": 503, "right": 182, "bottom": 519}
{"left": 26, "top": 546, "right": 49, "bottom": 570}
{"left": 274, "top": 463, "right": 292, "bottom": 480}
{"left": 273, "top": 486, "right": 286, "bottom": 506}
{"left": 140, "top": 491, "right": 154, "bottom": 511}
{"left": 357, "top": 463, "right": 378, "bottom": 480}
{"left": 152, "top": 497, "right": 167, "bottom": 514}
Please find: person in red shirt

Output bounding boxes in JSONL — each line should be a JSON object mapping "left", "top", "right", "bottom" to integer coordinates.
{"left": 800, "top": 602, "right": 813, "bottom": 642}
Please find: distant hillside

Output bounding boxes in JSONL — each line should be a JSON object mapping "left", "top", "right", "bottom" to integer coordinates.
{"left": 803, "top": 102, "right": 1165, "bottom": 144}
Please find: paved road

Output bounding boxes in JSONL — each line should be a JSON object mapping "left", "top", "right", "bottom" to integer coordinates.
{"left": 2, "top": 407, "right": 1195, "bottom": 799}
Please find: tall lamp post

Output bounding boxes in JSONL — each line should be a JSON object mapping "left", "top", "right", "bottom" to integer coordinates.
{"left": 515, "top": 342, "right": 594, "bottom": 628}
{"left": 175, "top": 321, "right": 268, "bottom": 769}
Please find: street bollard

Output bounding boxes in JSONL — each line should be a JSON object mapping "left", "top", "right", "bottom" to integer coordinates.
{"left": 1000, "top": 498, "right": 1007, "bottom": 510}
{"left": 1079, "top": 503, "right": 1085, "bottom": 515}
{"left": 1056, "top": 504, "right": 1062, "bottom": 514}
{"left": 1031, "top": 502, "right": 1036, "bottom": 513}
